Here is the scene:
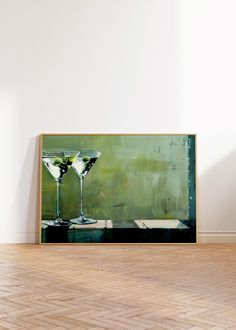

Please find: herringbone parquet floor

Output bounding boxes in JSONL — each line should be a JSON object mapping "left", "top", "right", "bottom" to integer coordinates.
{"left": 0, "top": 244, "right": 235, "bottom": 329}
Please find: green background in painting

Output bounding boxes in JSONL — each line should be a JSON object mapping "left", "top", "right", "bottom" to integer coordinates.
{"left": 42, "top": 135, "right": 191, "bottom": 226}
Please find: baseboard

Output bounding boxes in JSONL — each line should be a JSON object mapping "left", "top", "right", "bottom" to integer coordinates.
{"left": 0, "top": 232, "right": 235, "bottom": 244}
{"left": 198, "top": 231, "right": 236, "bottom": 243}
{"left": 0, "top": 232, "right": 39, "bottom": 244}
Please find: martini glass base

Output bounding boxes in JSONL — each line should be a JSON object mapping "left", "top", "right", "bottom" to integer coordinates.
{"left": 70, "top": 216, "right": 97, "bottom": 225}
{"left": 43, "top": 220, "right": 71, "bottom": 227}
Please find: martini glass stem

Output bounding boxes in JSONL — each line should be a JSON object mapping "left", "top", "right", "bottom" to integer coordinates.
{"left": 80, "top": 177, "right": 84, "bottom": 219}
{"left": 56, "top": 180, "right": 62, "bottom": 223}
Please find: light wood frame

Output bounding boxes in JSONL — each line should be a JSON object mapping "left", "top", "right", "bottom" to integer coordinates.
{"left": 39, "top": 133, "right": 197, "bottom": 245}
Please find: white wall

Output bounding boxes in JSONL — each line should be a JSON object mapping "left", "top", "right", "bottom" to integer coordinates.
{"left": 0, "top": 0, "right": 235, "bottom": 243}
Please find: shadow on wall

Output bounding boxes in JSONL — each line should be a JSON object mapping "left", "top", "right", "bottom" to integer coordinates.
{"left": 198, "top": 149, "right": 236, "bottom": 232}
{"left": 9, "top": 136, "right": 40, "bottom": 243}
{"left": 29, "top": 136, "right": 40, "bottom": 242}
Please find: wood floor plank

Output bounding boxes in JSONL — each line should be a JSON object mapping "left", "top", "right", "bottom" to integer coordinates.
{"left": 0, "top": 244, "right": 235, "bottom": 329}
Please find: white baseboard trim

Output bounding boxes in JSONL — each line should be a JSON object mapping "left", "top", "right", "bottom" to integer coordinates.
{"left": 0, "top": 233, "right": 39, "bottom": 244}
{"left": 198, "top": 231, "right": 236, "bottom": 243}
{"left": 0, "top": 232, "right": 235, "bottom": 244}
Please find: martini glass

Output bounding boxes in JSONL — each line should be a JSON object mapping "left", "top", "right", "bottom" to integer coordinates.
{"left": 70, "top": 150, "right": 101, "bottom": 225}
{"left": 42, "top": 149, "right": 79, "bottom": 226}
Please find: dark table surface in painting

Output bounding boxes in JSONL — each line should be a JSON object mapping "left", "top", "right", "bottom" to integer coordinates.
{"left": 41, "top": 220, "right": 196, "bottom": 243}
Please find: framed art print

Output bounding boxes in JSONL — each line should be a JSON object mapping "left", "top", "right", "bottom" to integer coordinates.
{"left": 39, "top": 134, "right": 197, "bottom": 244}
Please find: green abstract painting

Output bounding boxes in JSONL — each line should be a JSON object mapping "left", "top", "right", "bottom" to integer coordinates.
{"left": 40, "top": 134, "right": 196, "bottom": 243}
